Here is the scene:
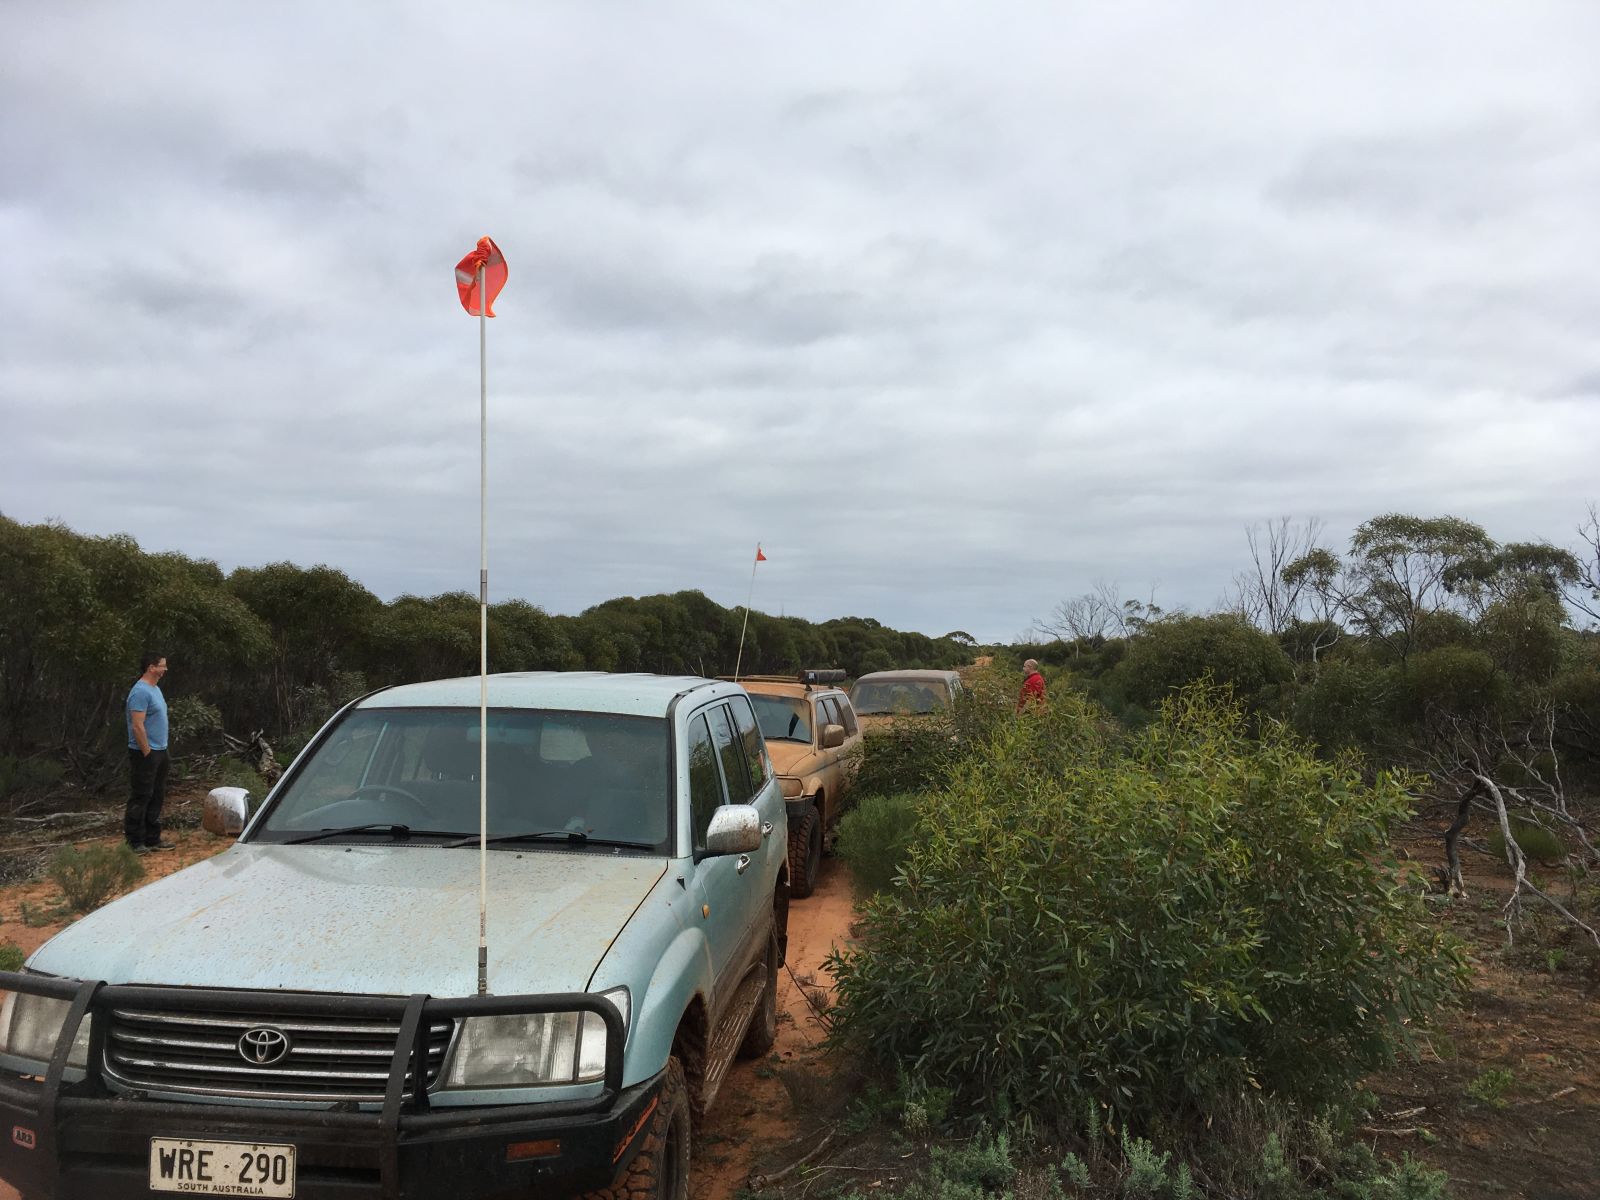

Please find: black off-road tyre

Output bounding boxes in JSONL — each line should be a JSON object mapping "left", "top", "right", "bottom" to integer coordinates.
{"left": 737, "top": 924, "right": 780, "bottom": 1059}
{"left": 582, "top": 1056, "right": 689, "bottom": 1200}
{"left": 788, "top": 804, "right": 822, "bottom": 899}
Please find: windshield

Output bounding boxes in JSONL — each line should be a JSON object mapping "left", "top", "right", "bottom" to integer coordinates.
{"left": 849, "top": 679, "right": 952, "bottom": 715}
{"left": 253, "top": 707, "right": 672, "bottom": 852}
{"left": 748, "top": 694, "right": 813, "bottom": 743}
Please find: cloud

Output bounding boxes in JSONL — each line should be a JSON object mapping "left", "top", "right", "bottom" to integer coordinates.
{"left": 2, "top": 1, "right": 1598, "bottom": 643}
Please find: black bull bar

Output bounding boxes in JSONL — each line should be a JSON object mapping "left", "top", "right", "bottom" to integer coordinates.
{"left": 0, "top": 970, "right": 632, "bottom": 1198}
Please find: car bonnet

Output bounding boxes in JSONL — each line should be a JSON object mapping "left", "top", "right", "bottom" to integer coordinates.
{"left": 27, "top": 843, "right": 667, "bottom": 997}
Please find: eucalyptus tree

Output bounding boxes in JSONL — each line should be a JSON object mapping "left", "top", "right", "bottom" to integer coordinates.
{"left": 1283, "top": 514, "right": 1579, "bottom": 663}
{"left": 227, "top": 562, "right": 379, "bottom": 730}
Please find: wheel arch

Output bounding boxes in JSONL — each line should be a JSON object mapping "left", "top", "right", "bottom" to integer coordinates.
{"left": 630, "top": 927, "right": 714, "bottom": 1095}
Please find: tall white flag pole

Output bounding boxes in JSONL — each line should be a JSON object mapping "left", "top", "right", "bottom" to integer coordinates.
{"left": 733, "top": 545, "right": 761, "bottom": 681}
{"left": 477, "top": 261, "right": 490, "bottom": 997}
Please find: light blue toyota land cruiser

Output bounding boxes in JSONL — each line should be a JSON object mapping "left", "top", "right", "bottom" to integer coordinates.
{"left": 0, "top": 672, "right": 789, "bottom": 1200}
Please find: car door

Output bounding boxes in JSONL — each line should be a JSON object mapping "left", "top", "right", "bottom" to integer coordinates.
{"left": 686, "top": 702, "right": 768, "bottom": 1023}
{"left": 727, "top": 693, "right": 784, "bottom": 887}
{"left": 830, "top": 693, "right": 863, "bottom": 795}
{"left": 812, "top": 695, "right": 845, "bottom": 797}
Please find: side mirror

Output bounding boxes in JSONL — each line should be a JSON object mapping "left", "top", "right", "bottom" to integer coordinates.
{"left": 701, "top": 805, "right": 761, "bottom": 857}
{"left": 203, "top": 786, "right": 250, "bottom": 837}
{"left": 820, "top": 723, "right": 846, "bottom": 749}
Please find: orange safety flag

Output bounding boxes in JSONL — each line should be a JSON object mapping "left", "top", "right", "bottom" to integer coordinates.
{"left": 755, "top": 545, "right": 767, "bottom": 562}
{"left": 455, "top": 236, "right": 508, "bottom": 317}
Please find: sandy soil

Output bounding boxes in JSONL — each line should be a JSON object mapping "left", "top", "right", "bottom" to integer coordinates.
{"left": 691, "top": 858, "right": 855, "bottom": 1199}
{"left": 1364, "top": 818, "right": 1600, "bottom": 1200}
{"left": 0, "top": 798, "right": 231, "bottom": 1200}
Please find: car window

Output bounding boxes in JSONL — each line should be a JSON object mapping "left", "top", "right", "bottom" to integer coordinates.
{"left": 748, "top": 693, "right": 812, "bottom": 743}
{"left": 729, "top": 695, "right": 770, "bottom": 793}
{"left": 818, "top": 696, "right": 841, "bottom": 731}
{"left": 848, "top": 682, "right": 886, "bottom": 714}
{"left": 850, "top": 680, "right": 948, "bottom": 715}
{"left": 687, "top": 712, "right": 726, "bottom": 851}
{"left": 254, "top": 707, "right": 673, "bottom": 850}
{"left": 707, "top": 703, "right": 753, "bottom": 805}
{"left": 833, "top": 694, "right": 859, "bottom": 736}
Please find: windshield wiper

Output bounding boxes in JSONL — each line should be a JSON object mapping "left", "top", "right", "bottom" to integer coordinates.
{"left": 283, "top": 823, "right": 462, "bottom": 845}
{"left": 444, "top": 830, "right": 656, "bottom": 851}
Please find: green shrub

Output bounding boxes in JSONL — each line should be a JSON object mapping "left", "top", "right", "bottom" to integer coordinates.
{"left": 1109, "top": 615, "right": 1294, "bottom": 716}
{"left": 1286, "top": 659, "right": 1392, "bottom": 756}
{"left": 49, "top": 843, "right": 145, "bottom": 913}
{"left": 1464, "top": 1067, "right": 1514, "bottom": 1108}
{"left": 0, "top": 941, "right": 25, "bottom": 972}
{"left": 1364, "top": 1154, "right": 1450, "bottom": 1200}
{"left": 1399, "top": 646, "right": 1509, "bottom": 721}
{"left": 837, "top": 793, "right": 920, "bottom": 894}
{"left": 1119, "top": 1134, "right": 1172, "bottom": 1198}
{"left": 209, "top": 757, "right": 268, "bottom": 796}
{"left": 167, "top": 696, "right": 224, "bottom": 746}
{"left": 1487, "top": 816, "right": 1565, "bottom": 864}
{"left": 1057, "top": 1153, "right": 1091, "bottom": 1191}
{"left": 828, "top": 684, "right": 1466, "bottom": 1132}
{"left": 0, "top": 754, "right": 66, "bottom": 801}
{"left": 20, "top": 900, "right": 60, "bottom": 927}
{"left": 850, "top": 719, "right": 964, "bottom": 801}
{"left": 930, "top": 1131, "right": 1014, "bottom": 1192}
{"left": 1253, "top": 1132, "right": 1299, "bottom": 1200}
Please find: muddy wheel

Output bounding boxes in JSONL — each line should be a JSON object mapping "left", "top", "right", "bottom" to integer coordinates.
{"left": 738, "top": 923, "right": 779, "bottom": 1059}
{"left": 788, "top": 804, "right": 822, "bottom": 899}
{"left": 583, "top": 1056, "right": 689, "bottom": 1200}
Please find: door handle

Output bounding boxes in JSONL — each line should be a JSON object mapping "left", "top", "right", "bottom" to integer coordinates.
{"left": 761, "top": 822, "right": 774, "bottom": 839}
{"left": 736, "top": 854, "right": 752, "bottom": 875}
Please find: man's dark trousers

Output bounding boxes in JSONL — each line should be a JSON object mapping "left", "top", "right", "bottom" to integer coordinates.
{"left": 126, "top": 748, "right": 169, "bottom": 847}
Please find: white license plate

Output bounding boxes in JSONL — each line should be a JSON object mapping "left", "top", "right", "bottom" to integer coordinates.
{"left": 149, "top": 1137, "right": 296, "bottom": 1197}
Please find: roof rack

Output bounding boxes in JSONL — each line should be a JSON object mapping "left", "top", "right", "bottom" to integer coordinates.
{"left": 719, "top": 669, "right": 849, "bottom": 688}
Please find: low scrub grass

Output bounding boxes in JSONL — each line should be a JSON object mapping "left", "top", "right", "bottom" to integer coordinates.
{"left": 829, "top": 684, "right": 1467, "bottom": 1140}
{"left": 824, "top": 1109, "right": 1448, "bottom": 1200}
{"left": 0, "top": 753, "right": 66, "bottom": 801}
{"left": 1487, "top": 816, "right": 1565, "bottom": 864}
{"left": 49, "top": 842, "right": 145, "bottom": 913}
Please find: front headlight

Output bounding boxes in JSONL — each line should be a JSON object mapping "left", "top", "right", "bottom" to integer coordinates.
{"left": 0, "top": 988, "right": 90, "bottom": 1070}
{"left": 777, "top": 776, "right": 804, "bottom": 799}
{"left": 443, "top": 987, "right": 629, "bottom": 1089}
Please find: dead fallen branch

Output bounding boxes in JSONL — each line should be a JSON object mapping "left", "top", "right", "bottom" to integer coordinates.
{"left": 7, "top": 812, "right": 111, "bottom": 827}
{"left": 748, "top": 1130, "right": 836, "bottom": 1190}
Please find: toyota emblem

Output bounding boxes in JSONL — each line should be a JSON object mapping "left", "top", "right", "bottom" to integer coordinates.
{"left": 238, "top": 1026, "right": 292, "bottom": 1066}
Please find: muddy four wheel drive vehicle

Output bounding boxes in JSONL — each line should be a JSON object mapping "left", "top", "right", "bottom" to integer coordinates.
{"left": 847, "top": 669, "right": 963, "bottom": 731}
{"left": 0, "top": 671, "right": 788, "bottom": 1200}
{"left": 732, "top": 672, "right": 861, "bottom": 899}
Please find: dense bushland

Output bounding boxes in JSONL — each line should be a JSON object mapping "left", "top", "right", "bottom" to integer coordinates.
{"left": 828, "top": 685, "right": 1467, "bottom": 1136}
{"left": 0, "top": 514, "right": 966, "bottom": 798}
{"left": 1024, "top": 514, "right": 1600, "bottom": 944}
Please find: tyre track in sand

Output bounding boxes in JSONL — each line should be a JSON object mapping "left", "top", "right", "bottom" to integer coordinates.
{"left": 691, "top": 857, "right": 855, "bottom": 1200}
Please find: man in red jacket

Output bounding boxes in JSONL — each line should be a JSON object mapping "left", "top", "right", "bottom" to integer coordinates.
{"left": 1017, "top": 659, "right": 1046, "bottom": 710}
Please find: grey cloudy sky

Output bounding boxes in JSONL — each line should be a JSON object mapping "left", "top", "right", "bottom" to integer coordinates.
{"left": 3, "top": 2, "right": 1597, "bottom": 643}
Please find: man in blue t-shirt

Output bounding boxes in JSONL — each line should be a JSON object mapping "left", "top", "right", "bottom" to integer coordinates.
{"left": 125, "top": 652, "right": 175, "bottom": 853}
